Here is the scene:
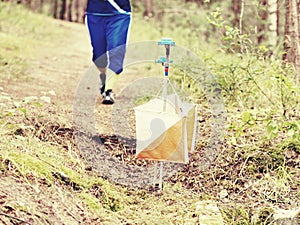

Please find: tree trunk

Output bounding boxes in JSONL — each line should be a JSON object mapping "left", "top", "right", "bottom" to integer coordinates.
{"left": 53, "top": 0, "right": 58, "bottom": 18}
{"left": 258, "top": 0, "right": 268, "bottom": 44}
{"left": 297, "top": 0, "right": 300, "bottom": 40}
{"left": 231, "top": 0, "right": 240, "bottom": 28}
{"left": 74, "top": 0, "right": 80, "bottom": 22}
{"left": 25, "top": 0, "right": 31, "bottom": 7}
{"left": 276, "top": 0, "right": 281, "bottom": 39}
{"left": 185, "top": 0, "right": 203, "bottom": 6}
{"left": 59, "top": 0, "right": 67, "bottom": 20}
{"left": 283, "top": 0, "right": 300, "bottom": 81}
{"left": 82, "top": 0, "right": 88, "bottom": 23}
{"left": 239, "top": 0, "right": 245, "bottom": 33}
{"left": 38, "top": 0, "right": 44, "bottom": 13}
{"left": 143, "top": 0, "right": 154, "bottom": 19}
{"left": 268, "top": 0, "right": 277, "bottom": 47}
{"left": 67, "top": 0, "right": 73, "bottom": 21}
{"left": 31, "top": 0, "right": 37, "bottom": 12}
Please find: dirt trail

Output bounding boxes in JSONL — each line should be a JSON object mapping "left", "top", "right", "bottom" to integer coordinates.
{"left": 4, "top": 18, "right": 138, "bottom": 130}
{"left": 5, "top": 20, "right": 91, "bottom": 106}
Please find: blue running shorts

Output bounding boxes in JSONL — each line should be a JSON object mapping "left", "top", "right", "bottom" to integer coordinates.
{"left": 86, "top": 13, "right": 131, "bottom": 74}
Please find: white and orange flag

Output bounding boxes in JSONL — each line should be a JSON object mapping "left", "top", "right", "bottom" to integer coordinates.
{"left": 134, "top": 94, "right": 197, "bottom": 163}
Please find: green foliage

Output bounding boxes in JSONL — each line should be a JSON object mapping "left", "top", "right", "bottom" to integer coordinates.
{"left": 136, "top": 0, "right": 210, "bottom": 49}
{"left": 0, "top": 2, "right": 62, "bottom": 39}
{"left": 247, "top": 147, "right": 285, "bottom": 173}
{"left": 266, "top": 119, "right": 279, "bottom": 139}
{"left": 206, "top": 8, "right": 299, "bottom": 144}
{"left": 221, "top": 205, "right": 251, "bottom": 224}
{"left": 255, "top": 207, "right": 274, "bottom": 224}
{"left": 197, "top": 2, "right": 300, "bottom": 215}
{"left": 281, "top": 138, "right": 300, "bottom": 155}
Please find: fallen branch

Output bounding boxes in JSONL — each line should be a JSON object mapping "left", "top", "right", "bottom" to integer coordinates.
{"left": 0, "top": 211, "right": 31, "bottom": 224}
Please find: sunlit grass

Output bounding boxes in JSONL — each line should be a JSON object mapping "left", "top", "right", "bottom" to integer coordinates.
{"left": 0, "top": 2, "right": 64, "bottom": 81}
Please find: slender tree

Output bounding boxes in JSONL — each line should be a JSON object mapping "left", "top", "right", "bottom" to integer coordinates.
{"left": 231, "top": 0, "right": 240, "bottom": 28}
{"left": 239, "top": 0, "right": 245, "bottom": 33}
{"left": 143, "top": 0, "right": 154, "bottom": 18}
{"left": 74, "top": 0, "right": 80, "bottom": 22}
{"left": 59, "top": 0, "right": 67, "bottom": 20}
{"left": 31, "top": 0, "right": 36, "bottom": 11}
{"left": 67, "top": 0, "right": 73, "bottom": 21}
{"left": 185, "top": 0, "right": 203, "bottom": 6}
{"left": 53, "top": 0, "right": 58, "bottom": 18}
{"left": 38, "top": 0, "right": 44, "bottom": 13}
{"left": 283, "top": 0, "right": 300, "bottom": 81}
{"left": 82, "top": 0, "right": 88, "bottom": 23}
{"left": 276, "top": 0, "right": 281, "bottom": 38}
{"left": 268, "top": 0, "right": 278, "bottom": 47}
{"left": 258, "top": 0, "right": 268, "bottom": 44}
{"left": 297, "top": 0, "right": 300, "bottom": 40}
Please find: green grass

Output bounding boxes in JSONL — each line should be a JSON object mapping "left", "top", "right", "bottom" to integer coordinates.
{"left": 0, "top": 2, "right": 63, "bottom": 81}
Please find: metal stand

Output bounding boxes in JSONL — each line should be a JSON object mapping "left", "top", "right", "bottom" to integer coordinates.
{"left": 155, "top": 38, "right": 176, "bottom": 190}
{"left": 159, "top": 161, "right": 163, "bottom": 189}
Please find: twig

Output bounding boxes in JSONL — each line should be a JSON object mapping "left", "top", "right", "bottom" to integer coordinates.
{"left": 233, "top": 153, "right": 255, "bottom": 186}
{"left": 0, "top": 211, "right": 31, "bottom": 224}
{"left": 245, "top": 65, "right": 276, "bottom": 105}
{"left": 239, "top": 0, "right": 245, "bottom": 34}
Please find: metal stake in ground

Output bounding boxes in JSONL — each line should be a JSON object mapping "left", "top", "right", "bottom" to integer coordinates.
{"left": 156, "top": 38, "right": 176, "bottom": 190}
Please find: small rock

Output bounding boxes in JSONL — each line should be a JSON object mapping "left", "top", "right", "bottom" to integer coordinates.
{"left": 218, "top": 189, "right": 228, "bottom": 199}
{"left": 273, "top": 207, "right": 300, "bottom": 225}
{"left": 195, "top": 200, "right": 224, "bottom": 225}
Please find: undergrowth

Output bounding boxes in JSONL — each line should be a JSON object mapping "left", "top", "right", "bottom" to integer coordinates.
{"left": 159, "top": 3, "right": 300, "bottom": 223}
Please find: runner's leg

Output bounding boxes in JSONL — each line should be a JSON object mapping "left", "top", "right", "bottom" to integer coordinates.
{"left": 86, "top": 14, "right": 108, "bottom": 93}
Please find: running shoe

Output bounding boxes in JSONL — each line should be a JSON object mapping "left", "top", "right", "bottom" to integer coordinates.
{"left": 102, "top": 89, "right": 115, "bottom": 104}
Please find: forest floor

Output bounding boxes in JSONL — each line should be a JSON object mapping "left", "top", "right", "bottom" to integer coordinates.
{"left": 0, "top": 18, "right": 223, "bottom": 225}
